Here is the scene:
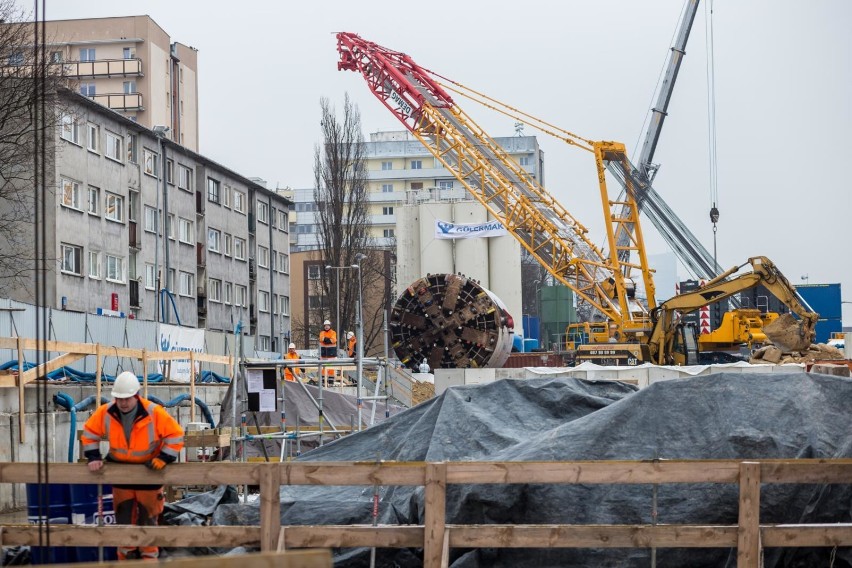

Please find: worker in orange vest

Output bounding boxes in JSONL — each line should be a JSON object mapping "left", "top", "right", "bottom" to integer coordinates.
{"left": 82, "top": 371, "right": 184, "bottom": 561}
{"left": 318, "top": 320, "right": 337, "bottom": 385}
{"left": 284, "top": 343, "right": 302, "bottom": 382}
{"left": 346, "top": 331, "right": 357, "bottom": 358}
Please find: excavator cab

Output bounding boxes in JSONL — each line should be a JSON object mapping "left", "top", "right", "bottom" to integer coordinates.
{"left": 669, "top": 322, "right": 700, "bottom": 366}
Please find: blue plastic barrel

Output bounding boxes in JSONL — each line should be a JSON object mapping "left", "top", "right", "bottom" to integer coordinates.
{"left": 26, "top": 483, "right": 74, "bottom": 564}
{"left": 70, "top": 484, "right": 117, "bottom": 561}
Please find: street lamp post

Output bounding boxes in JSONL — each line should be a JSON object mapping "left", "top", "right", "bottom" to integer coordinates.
{"left": 355, "top": 253, "right": 366, "bottom": 431}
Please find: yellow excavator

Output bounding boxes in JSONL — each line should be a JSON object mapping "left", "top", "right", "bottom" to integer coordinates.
{"left": 576, "top": 257, "right": 818, "bottom": 366}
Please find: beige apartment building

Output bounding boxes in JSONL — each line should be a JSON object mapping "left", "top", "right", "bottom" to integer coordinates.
{"left": 42, "top": 15, "right": 199, "bottom": 150}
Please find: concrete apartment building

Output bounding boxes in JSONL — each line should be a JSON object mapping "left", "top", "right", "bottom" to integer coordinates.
{"left": 42, "top": 15, "right": 199, "bottom": 151}
{"left": 290, "top": 130, "right": 545, "bottom": 251}
{"left": 0, "top": 89, "right": 291, "bottom": 349}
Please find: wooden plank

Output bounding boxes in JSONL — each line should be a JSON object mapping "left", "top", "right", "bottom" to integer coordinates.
{"left": 19, "top": 352, "right": 87, "bottom": 386}
{"left": 0, "top": 462, "right": 260, "bottom": 486}
{"left": 441, "top": 527, "right": 450, "bottom": 567}
{"left": 737, "top": 462, "right": 761, "bottom": 568}
{"left": 142, "top": 348, "right": 148, "bottom": 398}
{"left": 761, "top": 461, "right": 852, "bottom": 483}
{"left": 762, "top": 524, "right": 852, "bottom": 547}
{"left": 260, "top": 463, "right": 282, "bottom": 552}
{"left": 0, "top": 337, "right": 98, "bottom": 355}
{"left": 103, "top": 346, "right": 143, "bottom": 359}
{"left": 189, "top": 350, "right": 196, "bottom": 423}
{"left": 281, "top": 462, "right": 426, "bottom": 486}
{"left": 50, "top": 550, "right": 332, "bottom": 568}
{"left": 447, "top": 524, "right": 737, "bottom": 548}
{"left": 281, "top": 525, "right": 422, "bottom": 548}
{"left": 446, "top": 460, "right": 741, "bottom": 484}
{"left": 0, "top": 525, "right": 260, "bottom": 547}
{"left": 16, "top": 338, "right": 24, "bottom": 443}
{"left": 423, "top": 462, "right": 447, "bottom": 568}
{"left": 95, "top": 343, "right": 102, "bottom": 405}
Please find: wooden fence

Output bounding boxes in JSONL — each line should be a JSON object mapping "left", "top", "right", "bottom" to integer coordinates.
{"left": 1, "top": 459, "right": 852, "bottom": 567}
{"left": 0, "top": 337, "right": 234, "bottom": 442}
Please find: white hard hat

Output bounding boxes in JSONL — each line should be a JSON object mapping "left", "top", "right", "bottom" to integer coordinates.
{"left": 288, "top": 343, "right": 296, "bottom": 350}
{"left": 346, "top": 331, "right": 355, "bottom": 339}
{"left": 112, "top": 371, "right": 140, "bottom": 399}
{"left": 323, "top": 320, "right": 331, "bottom": 326}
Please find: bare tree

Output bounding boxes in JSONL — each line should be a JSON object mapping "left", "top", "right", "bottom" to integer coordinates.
{"left": 0, "top": 3, "right": 68, "bottom": 297}
{"left": 312, "top": 95, "right": 392, "bottom": 354}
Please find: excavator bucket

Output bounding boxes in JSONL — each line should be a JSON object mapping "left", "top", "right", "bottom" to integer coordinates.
{"left": 763, "top": 313, "right": 814, "bottom": 353}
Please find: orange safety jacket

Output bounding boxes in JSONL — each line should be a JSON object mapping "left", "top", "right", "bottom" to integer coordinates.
{"left": 82, "top": 397, "right": 184, "bottom": 480}
{"left": 347, "top": 336, "right": 357, "bottom": 358}
{"left": 319, "top": 328, "right": 337, "bottom": 358}
{"left": 284, "top": 351, "right": 302, "bottom": 381}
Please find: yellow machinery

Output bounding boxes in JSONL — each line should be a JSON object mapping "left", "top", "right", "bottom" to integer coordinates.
{"left": 697, "top": 309, "right": 778, "bottom": 353}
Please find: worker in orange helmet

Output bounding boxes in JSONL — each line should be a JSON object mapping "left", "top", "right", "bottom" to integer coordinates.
{"left": 81, "top": 371, "right": 184, "bottom": 561}
{"left": 346, "top": 331, "right": 357, "bottom": 359}
{"left": 318, "top": 319, "right": 338, "bottom": 385}
{"left": 284, "top": 343, "right": 302, "bottom": 382}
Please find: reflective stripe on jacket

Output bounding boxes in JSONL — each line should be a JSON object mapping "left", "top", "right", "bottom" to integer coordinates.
{"left": 82, "top": 397, "right": 185, "bottom": 465}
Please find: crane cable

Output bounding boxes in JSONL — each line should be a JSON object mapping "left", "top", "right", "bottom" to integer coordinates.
{"left": 706, "top": 0, "right": 720, "bottom": 268}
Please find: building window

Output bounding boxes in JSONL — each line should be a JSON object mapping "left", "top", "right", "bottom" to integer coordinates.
{"left": 234, "top": 237, "right": 246, "bottom": 260}
{"left": 278, "top": 253, "right": 289, "bottom": 274}
{"left": 258, "top": 336, "right": 270, "bottom": 351}
{"left": 166, "top": 159, "right": 174, "bottom": 185}
{"left": 258, "top": 291, "right": 269, "bottom": 313}
{"left": 79, "top": 48, "right": 95, "bottom": 62}
{"left": 104, "top": 192, "right": 124, "bottom": 223}
{"left": 383, "top": 229, "right": 395, "bottom": 238}
{"left": 209, "top": 278, "right": 222, "bottom": 302}
{"left": 411, "top": 182, "right": 423, "bottom": 190}
{"left": 123, "top": 81, "right": 136, "bottom": 94}
{"left": 105, "top": 131, "right": 122, "bottom": 162}
{"left": 105, "top": 254, "right": 124, "bottom": 283}
{"left": 143, "top": 149, "right": 158, "bottom": 177}
{"left": 60, "top": 244, "right": 82, "bottom": 275}
{"left": 235, "top": 285, "right": 248, "bottom": 308}
{"left": 128, "top": 191, "right": 137, "bottom": 222}
{"left": 61, "top": 178, "right": 81, "bottom": 210}
{"left": 143, "top": 206, "right": 158, "bottom": 233}
{"left": 381, "top": 161, "right": 392, "bottom": 171}
{"left": 60, "top": 114, "right": 79, "bottom": 144}
{"left": 166, "top": 214, "right": 175, "bottom": 240}
{"left": 258, "top": 245, "right": 269, "bottom": 268}
{"left": 179, "top": 271, "right": 194, "bottom": 297}
{"left": 278, "top": 210, "right": 288, "bottom": 231}
{"left": 382, "top": 206, "right": 394, "bottom": 215}
{"left": 207, "top": 178, "right": 220, "bottom": 204}
{"left": 207, "top": 228, "right": 221, "bottom": 253}
{"left": 257, "top": 201, "right": 269, "bottom": 224}
{"left": 87, "top": 186, "right": 99, "bottom": 215}
{"left": 88, "top": 251, "right": 100, "bottom": 279}
{"left": 224, "top": 282, "right": 232, "bottom": 305}
{"left": 49, "top": 51, "right": 63, "bottom": 63}
{"left": 382, "top": 184, "right": 393, "bottom": 193}
{"left": 86, "top": 124, "right": 99, "bottom": 153}
{"left": 7, "top": 52, "right": 24, "bottom": 66}
{"left": 224, "top": 233, "right": 232, "bottom": 256}
{"left": 280, "top": 296, "right": 290, "bottom": 316}
{"left": 123, "top": 47, "right": 135, "bottom": 59}
{"left": 127, "top": 134, "right": 138, "bottom": 163}
{"left": 308, "top": 295, "right": 322, "bottom": 309}
{"left": 179, "top": 218, "right": 193, "bottom": 244}
{"left": 307, "top": 265, "right": 321, "bottom": 280}
{"left": 233, "top": 191, "right": 246, "bottom": 213}
{"left": 145, "top": 263, "right": 156, "bottom": 290}
{"left": 520, "top": 156, "right": 532, "bottom": 166}
{"left": 222, "top": 185, "right": 231, "bottom": 209}
{"left": 438, "top": 180, "right": 454, "bottom": 190}
{"left": 410, "top": 160, "right": 422, "bottom": 169}
{"left": 178, "top": 165, "right": 192, "bottom": 191}
{"left": 167, "top": 269, "right": 175, "bottom": 291}
{"left": 80, "top": 83, "right": 96, "bottom": 96}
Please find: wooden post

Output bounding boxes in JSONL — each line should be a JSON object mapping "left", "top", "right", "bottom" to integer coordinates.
{"left": 141, "top": 348, "right": 149, "bottom": 398}
{"left": 423, "top": 462, "right": 447, "bottom": 568}
{"left": 95, "top": 343, "right": 102, "bottom": 406}
{"left": 737, "top": 461, "right": 761, "bottom": 568}
{"left": 259, "top": 464, "right": 281, "bottom": 553}
{"left": 189, "top": 351, "right": 196, "bottom": 423}
{"left": 16, "top": 337, "right": 24, "bottom": 444}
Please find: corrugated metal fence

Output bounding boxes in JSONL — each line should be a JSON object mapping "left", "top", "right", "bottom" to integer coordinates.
{"left": 0, "top": 298, "right": 255, "bottom": 377}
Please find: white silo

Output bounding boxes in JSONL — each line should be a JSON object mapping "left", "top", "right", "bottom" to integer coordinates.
{"left": 487, "top": 211, "right": 522, "bottom": 325}
{"left": 452, "top": 201, "right": 490, "bottom": 288}
{"left": 419, "top": 202, "right": 454, "bottom": 276}
{"left": 395, "top": 204, "right": 421, "bottom": 295}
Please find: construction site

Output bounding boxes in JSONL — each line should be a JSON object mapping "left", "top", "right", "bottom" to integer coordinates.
{"left": 1, "top": 2, "right": 851, "bottom": 568}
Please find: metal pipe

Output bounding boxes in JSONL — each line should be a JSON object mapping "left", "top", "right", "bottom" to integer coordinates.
{"left": 355, "top": 254, "right": 365, "bottom": 431}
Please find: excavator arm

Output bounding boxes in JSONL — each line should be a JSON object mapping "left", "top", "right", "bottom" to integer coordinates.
{"left": 646, "top": 256, "right": 818, "bottom": 364}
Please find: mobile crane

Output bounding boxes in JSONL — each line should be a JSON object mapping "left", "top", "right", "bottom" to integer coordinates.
{"left": 336, "top": 33, "right": 816, "bottom": 366}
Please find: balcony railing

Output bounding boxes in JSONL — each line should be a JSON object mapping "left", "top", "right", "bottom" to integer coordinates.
{"left": 89, "top": 92, "right": 143, "bottom": 111}
{"left": 64, "top": 58, "right": 143, "bottom": 78}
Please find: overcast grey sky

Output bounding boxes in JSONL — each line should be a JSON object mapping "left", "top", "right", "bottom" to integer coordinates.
{"left": 32, "top": 1, "right": 852, "bottom": 323}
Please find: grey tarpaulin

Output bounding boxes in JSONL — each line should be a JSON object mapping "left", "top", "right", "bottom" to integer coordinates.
{"left": 204, "top": 372, "right": 852, "bottom": 566}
